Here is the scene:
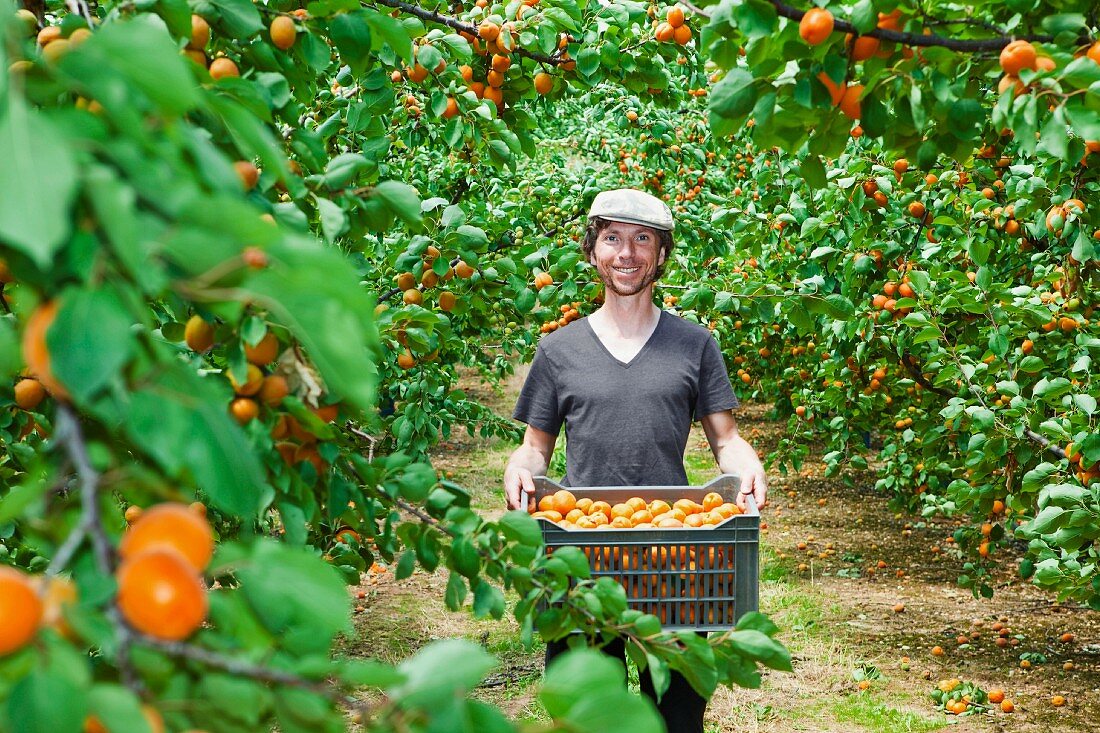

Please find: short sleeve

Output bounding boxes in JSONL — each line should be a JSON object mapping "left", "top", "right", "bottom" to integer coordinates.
{"left": 512, "top": 345, "right": 564, "bottom": 435}
{"left": 694, "top": 335, "right": 739, "bottom": 419}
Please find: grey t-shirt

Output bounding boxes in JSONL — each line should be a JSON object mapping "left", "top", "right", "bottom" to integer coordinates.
{"left": 513, "top": 310, "right": 738, "bottom": 487}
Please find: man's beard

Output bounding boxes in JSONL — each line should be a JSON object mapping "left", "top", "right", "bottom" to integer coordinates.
{"left": 597, "top": 263, "right": 659, "bottom": 296}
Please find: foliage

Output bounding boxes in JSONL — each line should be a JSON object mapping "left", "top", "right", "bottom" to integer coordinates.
{"left": 1, "top": 0, "right": 1099, "bottom": 729}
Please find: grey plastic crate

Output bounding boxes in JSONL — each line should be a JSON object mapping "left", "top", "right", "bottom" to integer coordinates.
{"left": 533, "top": 475, "right": 759, "bottom": 631}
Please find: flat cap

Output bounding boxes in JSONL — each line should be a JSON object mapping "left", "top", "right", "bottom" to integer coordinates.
{"left": 587, "top": 188, "right": 675, "bottom": 231}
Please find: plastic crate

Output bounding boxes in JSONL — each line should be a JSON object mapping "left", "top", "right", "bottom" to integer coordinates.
{"left": 533, "top": 475, "right": 759, "bottom": 631}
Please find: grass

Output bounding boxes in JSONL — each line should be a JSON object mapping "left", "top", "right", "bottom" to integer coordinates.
{"left": 832, "top": 693, "right": 944, "bottom": 733}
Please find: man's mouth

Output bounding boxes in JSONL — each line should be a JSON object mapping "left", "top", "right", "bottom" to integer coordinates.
{"left": 613, "top": 266, "right": 640, "bottom": 274}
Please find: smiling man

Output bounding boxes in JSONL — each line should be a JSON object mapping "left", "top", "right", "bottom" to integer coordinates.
{"left": 503, "top": 188, "right": 768, "bottom": 733}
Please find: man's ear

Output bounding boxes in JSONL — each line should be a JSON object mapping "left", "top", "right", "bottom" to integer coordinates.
{"left": 658, "top": 247, "right": 667, "bottom": 266}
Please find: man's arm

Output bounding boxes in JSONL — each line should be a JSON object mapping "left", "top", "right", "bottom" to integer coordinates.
{"left": 700, "top": 410, "right": 768, "bottom": 511}
{"left": 504, "top": 424, "right": 558, "bottom": 510}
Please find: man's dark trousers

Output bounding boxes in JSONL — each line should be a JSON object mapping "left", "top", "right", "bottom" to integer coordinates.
{"left": 544, "top": 635, "right": 706, "bottom": 733}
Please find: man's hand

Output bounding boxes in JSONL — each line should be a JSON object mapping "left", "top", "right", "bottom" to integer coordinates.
{"left": 504, "top": 465, "right": 536, "bottom": 511}
{"left": 731, "top": 446, "right": 768, "bottom": 512}
{"left": 700, "top": 411, "right": 768, "bottom": 512}
{"left": 503, "top": 425, "right": 557, "bottom": 511}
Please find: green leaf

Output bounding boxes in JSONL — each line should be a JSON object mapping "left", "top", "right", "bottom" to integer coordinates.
{"left": 339, "top": 660, "right": 406, "bottom": 688}
{"left": 968, "top": 236, "right": 990, "bottom": 266}
{"left": 50, "top": 288, "right": 135, "bottom": 403}
{"left": 1026, "top": 505, "right": 1066, "bottom": 534}
{"left": 800, "top": 155, "right": 826, "bottom": 189}
{"left": 86, "top": 684, "right": 151, "bottom": 733}
{"left": 240, "top": 237, "right": 379, "bottom": 413}
{"left": 444, "top": 570, "right": 466, "bottom": 609}
{"left": 316, "top": 197, "right": 348, "bottom": 243}
{"left": 1018, "top": 355, "right": 1045, "bottom": 373}
{"left": 8, "top": 667, "right": 87, "bottom": 733}
{"left": 472, "top": 578, "right": 506, "bottom": 618}
{"left": 709, "top": 69, "right": 757, "bottom": 120}
{"left": 0, "top": 100, "right": 77, "bottom": 267}
{"left": 577, "top": 47, "right": 600, "bottom": 76}
{"left": 330, "top": 11, "right": 373, "bottom": 72}
{"left": 363, "top": 8, "right": 412, "bottom": 63}
{"left": 238, "top": 541, "right": 352, "bottom": 653}
{"left": 450, "top": 537, "right": 481, "bottom": 578}
{"left": 193, "top": 0, "right": 264, "bottom": 38}
{"left": 540, "top": 649, "right": 628, "bottom": 717}
{"left": 1074, "top": 394, "right": 1097, "bottom": 415}
{"left": 499, "top": 511, "right": 543, "bottom": 547}
{"left": 391, "top": 639, "right": 496, "bottom": 707}
{"left": 117, "top": 365, "right": 267, "bottom": 517}
{"left": 68, "top": 14, "right": 201, "bottom": 115}
{"left": 551, "top": 545, "right": 590, "bottom": 579}
{"left": 371, "top": 181, "right": 422, "bottom": 227}
{"left": 730, "top": 0, "right": 777, "bottom": 38}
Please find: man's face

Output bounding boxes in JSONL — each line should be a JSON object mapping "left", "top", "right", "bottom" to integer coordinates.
{"left": 588, "top": 221, "right": 666, "bottom": 297}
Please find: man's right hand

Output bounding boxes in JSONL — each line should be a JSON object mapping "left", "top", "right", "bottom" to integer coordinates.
{"left": 504, "top": 465, "right": 536, "bottom": 511}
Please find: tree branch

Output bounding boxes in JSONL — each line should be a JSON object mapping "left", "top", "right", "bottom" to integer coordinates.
{"left": 766, "top": 0, "right": 1055, "bottom": 50}
{"left": 369, "top": 0, "right": 564, "bottom": 65}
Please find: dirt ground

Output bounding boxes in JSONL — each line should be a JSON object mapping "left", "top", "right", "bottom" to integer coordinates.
{"left": 345, "top": 371, "right": 1100, "bottom": 732}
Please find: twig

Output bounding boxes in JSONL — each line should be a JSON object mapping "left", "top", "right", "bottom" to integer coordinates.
{"left": 348, "top": 424, "right": 381, "bottom": 462}
{"left": 132, "top": 633, "right": 346, "bottom": 699}
{"left": 678, "top": 0, "right": 710, "bottom": 20}
{"left": 53, "top": 406, "right": 112, "bottom": 576}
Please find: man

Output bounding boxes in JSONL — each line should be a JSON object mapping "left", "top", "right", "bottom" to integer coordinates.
{"left": 503, "top": 188, "right": 768, "bottom": 733}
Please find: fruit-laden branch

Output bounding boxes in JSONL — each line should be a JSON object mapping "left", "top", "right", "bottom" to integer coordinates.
{"left": 53, "top": 405, "right": 144, "bottom": 690}
{"left": 1023, "top": 428, "right": 1067, "bottom": 461}
{"left": 765, "top": 0, "right": 1057, "bottom": 50}
{"left": 369, "top": 0, "right": 564, "bottom": 65}
{"left": 896, "top": 349, "right": 1068, "bottom": 462}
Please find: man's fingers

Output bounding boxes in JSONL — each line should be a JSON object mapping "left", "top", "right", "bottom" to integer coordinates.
{"left": 519, "top": 471, "right": 536, "bottom": 512}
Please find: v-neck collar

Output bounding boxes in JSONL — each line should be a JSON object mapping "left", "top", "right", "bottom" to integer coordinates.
{"left": 582, "top": 310, "right": 665, "bottom": 369}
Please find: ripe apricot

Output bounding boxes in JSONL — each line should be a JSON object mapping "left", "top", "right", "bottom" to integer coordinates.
{"left": 234, "top": 161, "right": 259, "bottom": 191}
{"left": 850, "top": 35, "right": 879, "bottom": 61}
{"left": 799, "top": 8, "right": 834, "bottom": 46}
{"left": 230, "top": 397, "right": 260, "bottom": 424}
{"left": 189, "top": 15, "right": 210, "bottom": 50}
{"left": 184, "top": 315, "right": 215, "bottom": 352}
{"left": 116, "top": 549, "right": 208, "bottom": 641}
{"left": 403, "top": 288, "right": 423, "bottom": 305}
{"left": 269, "top": 16, "right": 296, "bottom": 51}
{"left": 478, "top": 21, "right": 500, "bottom": 42}
{"left": 654, "top": 22, "right": 674, "bottom": 42}
{"left": 666, "top": 6, "right": 685, "bottom": 28}
{"left": 0, "top": 566, "right": 43, "bottom": 655}
{"left": 120, "top": 502, "right": 214, "bottom": 572}
{"left": 551, "top": 489, "right": 577, "bottom": 515}
{"left": 244, "top": 331, "right": 279, "bottom": 365}
{"left": 14, "top": 379, "right": 46, "bottom": 411}
{"left": 839, "top": 84, "right": 863, "bottom": 120}
{"left": 259, "top": 375, "right": 289, "bottom": 406}
{"left": 588, "top": 500, "right": 612, "bottom": 520}
{"left": 1000, "top": 40, "right": 1037, "bottom": 75}
{"left": 209, "top": 57, "right": 240, "bottom": 80}
{"left": 22, "top": 300, "right": 68, "bottom": 400}
{"left": 229, "top": 364, "right": 264, "bottom": 396}
{"left": 534, "top": 72, "right": 553, "bottom": 95}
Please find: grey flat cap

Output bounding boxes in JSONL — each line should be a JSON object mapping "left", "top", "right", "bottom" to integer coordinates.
{"left": 588, "top": 188, "right": 675, "bottom": 231}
